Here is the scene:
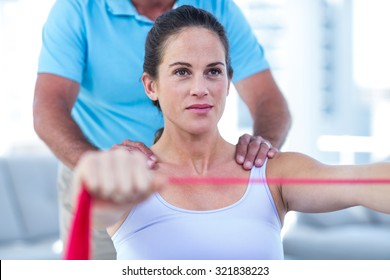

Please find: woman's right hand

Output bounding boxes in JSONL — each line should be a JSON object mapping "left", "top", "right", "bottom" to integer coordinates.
{"left": 73, "top": 149, "right": 157, "bottom": 207}
{"left": 72, "top": 149, "right": 163, "bottom": 229}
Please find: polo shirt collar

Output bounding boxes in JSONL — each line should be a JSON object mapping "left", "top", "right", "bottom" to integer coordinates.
{"left": 105, "top": 0, "right": 179, "bottom": 17}
{"left": 105, "top": 0, "right": 138, "bottom": 16}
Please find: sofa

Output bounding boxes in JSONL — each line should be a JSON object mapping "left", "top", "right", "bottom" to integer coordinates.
{"left": 0, "top": 154, "right": 61, "bottom": 260}
{"left": 282, "top": 207, "right": 390, "bottom": 259}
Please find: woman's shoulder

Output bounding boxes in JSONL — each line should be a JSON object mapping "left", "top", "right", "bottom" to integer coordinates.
{"left": 268, "top": 151, "right": 314, "bottom": 163}
{"left": 266, "top": 151, "right": 296, "bottom": 175}
{"left": 266, "top": 151, "right": 321, "bottom": 178}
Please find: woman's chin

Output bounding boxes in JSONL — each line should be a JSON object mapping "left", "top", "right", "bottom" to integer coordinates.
{"left": 186, "top": 127, "right": 217, "bottom": 137}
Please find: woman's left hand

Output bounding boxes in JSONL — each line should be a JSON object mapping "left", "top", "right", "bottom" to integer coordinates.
{"left": 235, "top": 134, "right": 278, "bottom": 169}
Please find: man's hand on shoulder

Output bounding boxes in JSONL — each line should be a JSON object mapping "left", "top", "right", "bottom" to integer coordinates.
{"left": 235, "top": 134, "right": 278, "bottom": 170}
{"left": 112, "top": 139, "right": 157, "bottom": 169}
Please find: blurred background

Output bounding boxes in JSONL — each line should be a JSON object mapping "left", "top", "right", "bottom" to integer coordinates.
{"left": 1, "top": 0, "right": 389, "bottom": 260}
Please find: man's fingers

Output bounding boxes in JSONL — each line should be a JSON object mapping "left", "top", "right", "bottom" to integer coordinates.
{"left": 236, "top": 134, "right": 277, "bottom": 169}
{"left": 254, "top": 141, "right": 271, "bottom": 167}
{"left": 266, "top": 147, "right": 279, "bottom": 158}
{"left": 112, "top": 140, "right": 158, "bottom": 168}
{"left": 243, "top": 137, "right": 263, "bottom": 169}
{"left": 121, "top": 140, "right": 154, "bottom": 157}
{"left": 235, "top": 134, "right": 251, "bottom": 164}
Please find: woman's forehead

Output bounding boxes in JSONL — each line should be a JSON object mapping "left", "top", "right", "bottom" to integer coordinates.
{"left": 162, "top": 27, "right": 226, "bottom": 62}
{"left": 168, "top": 27, "right": 219, "bottom": 44}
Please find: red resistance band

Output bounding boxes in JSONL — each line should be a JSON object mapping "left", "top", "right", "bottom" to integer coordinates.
{"left": 64, "top": 185, "right": 91, "bottom": 260}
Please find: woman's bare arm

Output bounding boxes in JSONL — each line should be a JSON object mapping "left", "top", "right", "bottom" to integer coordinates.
{"left": 267, "top": 152, "right": 390, "bottom": 215}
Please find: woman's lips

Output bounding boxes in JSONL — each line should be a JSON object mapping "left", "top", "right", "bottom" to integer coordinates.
{"left": 185, "top": 104, "right": 213, "bottom": 113}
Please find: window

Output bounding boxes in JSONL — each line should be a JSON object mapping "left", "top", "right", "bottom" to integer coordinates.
{"left": 0, "top": 0, "right": 55, "bottom": 155}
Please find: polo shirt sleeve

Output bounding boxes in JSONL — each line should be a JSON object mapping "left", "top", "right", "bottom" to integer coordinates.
{"left": 224, "top": 0, "right": 270, "bottom": 83}
{"left": 38, "top": 0, "right": 86, "bottom": 83}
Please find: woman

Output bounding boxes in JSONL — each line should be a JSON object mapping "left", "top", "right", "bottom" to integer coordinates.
{"left": 72, "top": 6, "right": 390, "bottom": 260}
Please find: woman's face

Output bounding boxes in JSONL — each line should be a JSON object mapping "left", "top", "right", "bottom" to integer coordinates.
{"left": 144, "top": 27, "right": 231, "bottom": 137}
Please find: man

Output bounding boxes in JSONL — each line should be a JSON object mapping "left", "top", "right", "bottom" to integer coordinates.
{"left": 33, "top": 0, "right": 291, "bottom": 259}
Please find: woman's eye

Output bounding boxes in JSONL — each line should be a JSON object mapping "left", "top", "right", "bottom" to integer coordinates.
{"left": 174, "top": 69, "right": 190, "bottom": 76}
{"left": 208, "top": 68, "right": 222, "bottom": 76}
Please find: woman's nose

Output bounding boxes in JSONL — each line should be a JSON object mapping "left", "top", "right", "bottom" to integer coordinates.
{"left": 190, "top": 76, "right": 209, "bottom": 97}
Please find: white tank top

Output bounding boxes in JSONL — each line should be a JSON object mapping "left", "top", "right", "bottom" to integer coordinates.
{"left": 112, "top": 163, "right": 283, "bottom": 259}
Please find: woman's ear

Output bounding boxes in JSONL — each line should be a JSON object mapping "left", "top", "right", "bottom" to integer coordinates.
{"left": 142, "top": 73, "right": 158, "bottom": 101}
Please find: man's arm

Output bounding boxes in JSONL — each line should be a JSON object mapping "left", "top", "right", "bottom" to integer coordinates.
{"left": 33, "top": 73, "right": 98, "bottom": 169}
{"left": 234, "top": 69, "right": 291, "bottom": 149}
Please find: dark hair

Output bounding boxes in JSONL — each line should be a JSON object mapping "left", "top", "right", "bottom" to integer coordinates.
{"left": 144, "top": 5, "right": 234, "bottom": 143}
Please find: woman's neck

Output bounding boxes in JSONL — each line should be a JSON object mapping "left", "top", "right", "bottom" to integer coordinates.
{"left": 131, "top": 0, "right": 175, "bottom": 21}
{"left": 152, "top": 128, "right": 233, "bottom": 176}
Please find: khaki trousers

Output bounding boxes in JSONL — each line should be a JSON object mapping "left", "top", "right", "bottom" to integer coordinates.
{"left": 57, "top": 163, "right": 116, "bottom": 259}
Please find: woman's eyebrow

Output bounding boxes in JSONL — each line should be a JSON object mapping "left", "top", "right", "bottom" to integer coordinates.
{"left": 207, "top": 62, "right": 225, "bottom": 67}
{"left": 169, "top": 62, "right": 191, "bottom": 68}
{"left": 168, "top": 62, "right": 225, "bottom": 68}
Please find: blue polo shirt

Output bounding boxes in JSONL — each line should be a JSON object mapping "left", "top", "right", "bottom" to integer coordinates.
{"left": 38, "top": 0, "right": 269, "bottom": 150}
